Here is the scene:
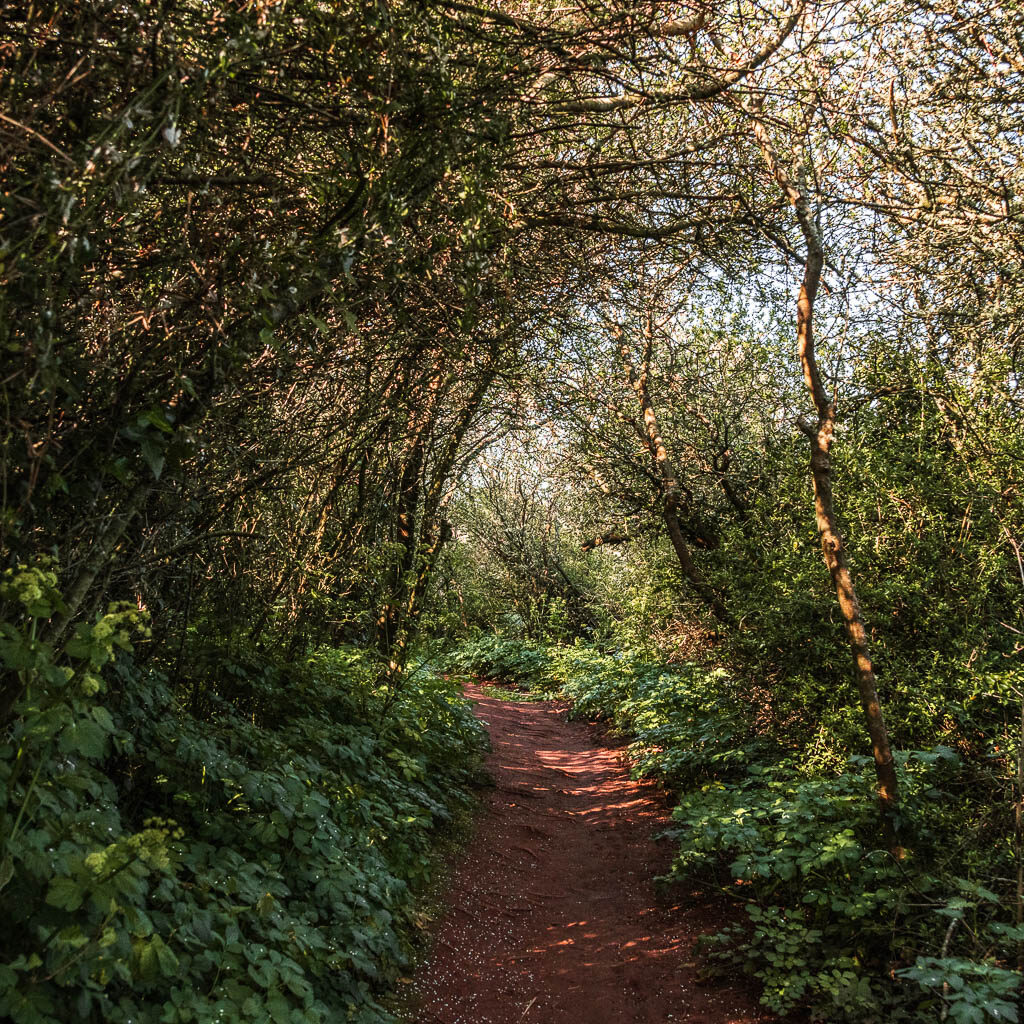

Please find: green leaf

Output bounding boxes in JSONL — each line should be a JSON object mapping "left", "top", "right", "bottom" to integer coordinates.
{"left": 46, "top": 876, "right": 85, "bottom": 912}
{"left": 155, "top": 938, "right": 180, "bottom": 977}
{"left": 90, "top": 706, "right": 116, "bottom": 733}
{"left": 140, "top": 437, "right": 166, "bottom": 481}
{"left": 60, "top": 718, "right": 107, "bottom": 758}
{"left": 267, "top": 990, "right": 291, "bottom": 1024}
{"left": 141, "top": 408, "right": 175, "bottom": 434}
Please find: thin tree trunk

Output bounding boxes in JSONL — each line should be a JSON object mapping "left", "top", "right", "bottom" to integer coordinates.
{"left": 618, "top": 326, "right": 731, "bottom": 624}
{"left": 663, "top": 491, "right": 731, "bottom": 623}
{"left": 746, "top": 98, "right": 900, "bottom": 825}
{"left": 378, "top": 362, "right": 499, "bottom": 692}
{"left": 46, "top": 483, "right": 150, "bottom": 645}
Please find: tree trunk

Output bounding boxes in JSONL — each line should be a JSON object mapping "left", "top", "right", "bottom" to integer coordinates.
{"left": 618, "top": 325, "right": 731, "bottom": 625}
{"left": 378, "top": 361, "right": 499, "bottom": 690}
{"left": 663, "top": 491, "right": 731, "bottom": 624}
{"left": 746, "top": 98, "right": 900, "bottom": 827}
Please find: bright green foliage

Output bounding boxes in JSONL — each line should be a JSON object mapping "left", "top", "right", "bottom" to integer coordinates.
{"left": 453, "top": 637, "right": 1023, "bottom": 1021}
{"left": 0, "top": 566, "right": 486, "bottom": 1024}
{"left": 447, "top": 636, "right": 562, "bottom": 697}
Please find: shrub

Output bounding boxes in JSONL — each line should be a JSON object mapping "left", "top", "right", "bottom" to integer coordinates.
{"left": 0, "top": 564, "right": 486, "bottom": 1023}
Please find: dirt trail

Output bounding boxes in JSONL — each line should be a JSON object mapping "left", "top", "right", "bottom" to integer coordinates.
{"left": 409, "top": 685, "right": 776, "bottom": 1024}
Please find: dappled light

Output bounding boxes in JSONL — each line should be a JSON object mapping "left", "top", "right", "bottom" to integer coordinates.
{"left": 410, "top": 687, "right": 766, "bottom": 1024}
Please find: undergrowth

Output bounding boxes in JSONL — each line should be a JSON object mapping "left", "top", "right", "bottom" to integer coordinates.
{"left": 0, "top": 565, "right": 487, "bottom": 1024}
{"left": 449, "top": 633, "right": 1024, "bottom": 1023}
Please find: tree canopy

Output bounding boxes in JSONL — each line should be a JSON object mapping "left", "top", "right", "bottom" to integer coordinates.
{"left": 2, "top": 1, "right": 1023, "bottom": 1021}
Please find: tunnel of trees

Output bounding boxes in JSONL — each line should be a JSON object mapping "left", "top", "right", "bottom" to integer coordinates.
{"left": 1, "top": 1, "right": 1023, "bottom": 1021}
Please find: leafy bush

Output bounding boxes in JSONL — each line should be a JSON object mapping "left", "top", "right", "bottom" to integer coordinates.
{"left": 445, "top": 634, "right": 560, "bottom": 695}
{"left": 0, "top": 565, "right": 486, "bottom": 1024}
{"left": 898, "top": 957, "right": 1022, "bottom": 1024}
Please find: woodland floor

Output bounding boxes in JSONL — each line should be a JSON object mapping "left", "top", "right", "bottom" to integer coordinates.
{"left": 406, "top": 684, "right": 779, "bottom": 1024}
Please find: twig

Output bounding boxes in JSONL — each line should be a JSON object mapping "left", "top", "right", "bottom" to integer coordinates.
{"left": 0, "top": 112, "right": 74, "bottom": 165}
{"left": 939, "top": 917, "right": 960, "bottom": 1021}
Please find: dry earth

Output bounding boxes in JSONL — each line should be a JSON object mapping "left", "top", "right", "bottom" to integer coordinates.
{"left": 408, "top": 684, "right": 778, "bottom": 1024}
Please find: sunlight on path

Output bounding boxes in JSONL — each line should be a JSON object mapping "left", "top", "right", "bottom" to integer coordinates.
{"left": 408, "top": 685, "right": 776, "bottom": 1024}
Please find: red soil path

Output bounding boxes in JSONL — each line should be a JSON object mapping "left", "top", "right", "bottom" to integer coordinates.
{"left": 409, "top": 684, "right": 777, "bottom": 1024}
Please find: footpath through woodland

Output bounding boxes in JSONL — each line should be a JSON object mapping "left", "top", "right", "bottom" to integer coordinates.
{"left": 408, "top": 684, "right": 778, "bottom": 1024}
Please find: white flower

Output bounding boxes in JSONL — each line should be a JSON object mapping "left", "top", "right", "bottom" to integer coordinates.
{"left": 162, "top": 122, "right": 181, "bottom": 148}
